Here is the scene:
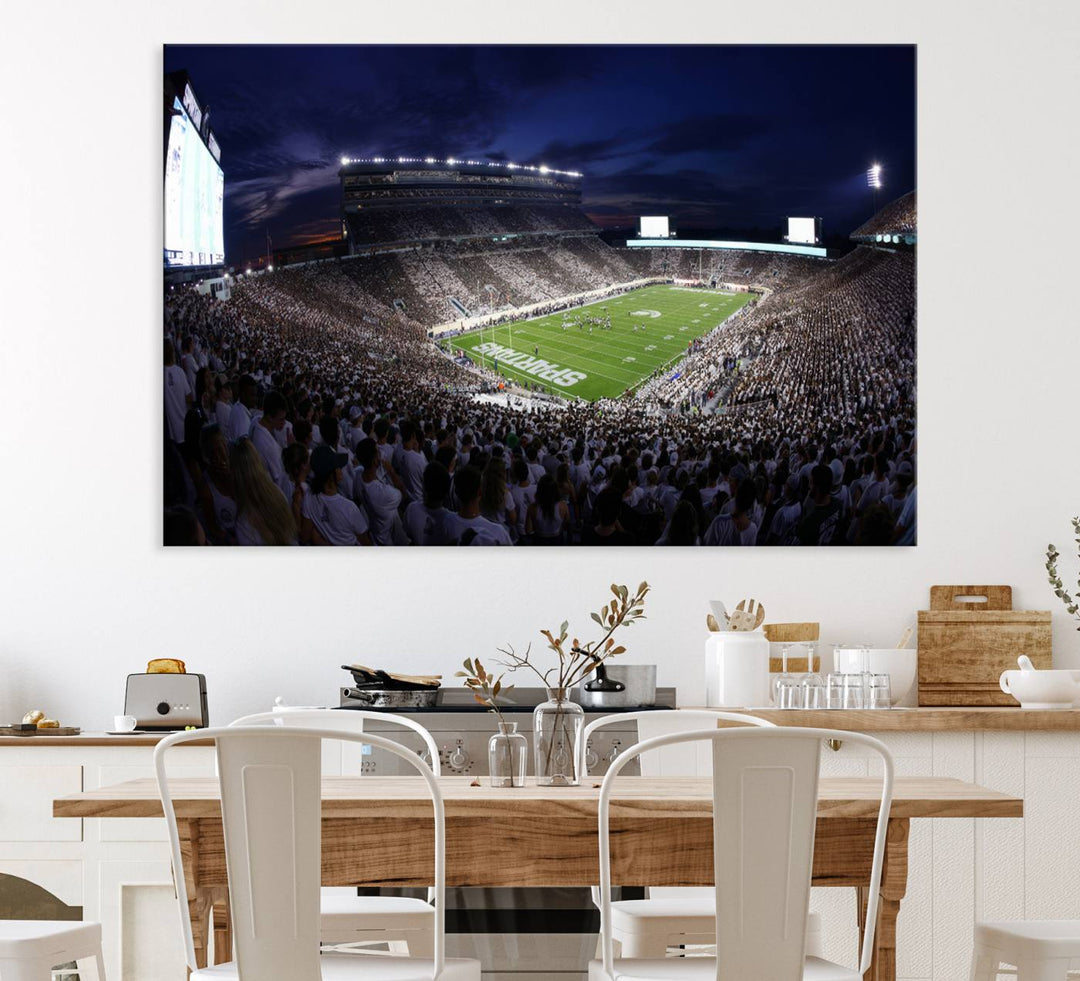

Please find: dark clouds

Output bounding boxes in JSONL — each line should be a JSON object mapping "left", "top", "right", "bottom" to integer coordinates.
{"left": 164, "top": 45, "right": 916, "bottom": 261}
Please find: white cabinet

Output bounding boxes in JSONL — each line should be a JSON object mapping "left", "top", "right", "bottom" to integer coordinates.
{"left": 0, "top": 741, "right": 213, "bottom": 981}
{"left": 0, "top": 766, "right": 83, "bottom": 841}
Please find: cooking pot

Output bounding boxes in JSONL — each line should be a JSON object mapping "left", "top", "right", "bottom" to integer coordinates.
{"left": 576, "top": 664, "right": 657, "bottom": 709}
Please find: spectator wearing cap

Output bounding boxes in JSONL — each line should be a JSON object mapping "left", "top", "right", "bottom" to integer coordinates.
{"left": 252, "top": 391, "right": 288, "bottom": 495}
{"left": 301, "top": 444, "right": 370, "bottom": 546}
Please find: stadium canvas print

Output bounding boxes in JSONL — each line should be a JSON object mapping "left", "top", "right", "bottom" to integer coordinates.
{"left": 163, "top": 45, "right": 916, "bottom": 547}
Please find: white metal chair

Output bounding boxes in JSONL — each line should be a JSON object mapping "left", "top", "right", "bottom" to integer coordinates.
{"left": 155, "top": 725, "right": 480, "bottom": 980}
{"left": 579, "top": 711, "right": 822, "bottom": 960}
{"left": 0, "top": 921, "right": 104, "bottom": 981}
{"left": 589, "top": 726, "right": 894, "bottom": 981}
{"left": 969, "top": 921, "right": 1080, "bottom": 980}
{"left": 230, "top": 709, "right": 438, "bottom": 955}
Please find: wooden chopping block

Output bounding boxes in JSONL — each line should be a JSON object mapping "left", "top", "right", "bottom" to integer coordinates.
{"left": 917, "top": 585, "right": 1051, "bottom": 705}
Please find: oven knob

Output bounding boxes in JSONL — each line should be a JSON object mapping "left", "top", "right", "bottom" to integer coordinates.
{"left": 606, "top": 745, "right": 621, "bottom": 764}
{"left": 585, "top": 746, "right": 600, "bottom": 770}
{"left": 156, "top": 702, "right": 171, "bottom": 716}
{"left": 447, "top": 746, "right": 471, "bottom": 771}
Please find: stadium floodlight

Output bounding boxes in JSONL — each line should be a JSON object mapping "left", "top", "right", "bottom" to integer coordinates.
{"left": 539, "top": 165, "right": 549, "bottom": 174}
{"left": 268, "top": 264, "right": 274, "bottom": 272}
{"left": 245, "top": 267, "right": 252, "bottom": 275}
{"left": 867, "top": 163, "right": 883, "bottom": 189}
{"left": 340, "top": 156, "right": 349, "bottom": 166}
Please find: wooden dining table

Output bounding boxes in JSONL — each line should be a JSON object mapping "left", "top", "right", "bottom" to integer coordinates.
{"left": 54, "top": 775, "right": 1022, "bottom": 981}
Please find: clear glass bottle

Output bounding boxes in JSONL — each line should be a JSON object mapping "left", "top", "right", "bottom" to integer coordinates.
{"left": 488, "top": 721, "right": 528, "bottom": 788}
{"left": 533, "top": 687, "right": 584, "bottom": 786}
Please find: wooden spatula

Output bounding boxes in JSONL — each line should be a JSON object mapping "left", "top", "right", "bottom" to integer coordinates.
{"left": 730, "top": 599, "right": 766, "bottom": 631}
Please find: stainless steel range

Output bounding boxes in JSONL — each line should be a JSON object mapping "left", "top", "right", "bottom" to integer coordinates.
{"left": 336, "top": 685, "right": 677, "bottom": 981}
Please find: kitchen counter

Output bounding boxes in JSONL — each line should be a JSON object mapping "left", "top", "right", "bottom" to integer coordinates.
{"left": 0, "top": 731, "right": 210, "bottom": 746}
{"left": 683, "top": 706, "right": 1080, "bottom": 730}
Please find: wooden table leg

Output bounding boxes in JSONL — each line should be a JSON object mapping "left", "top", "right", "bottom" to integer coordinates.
{"left": 177, "top": 816, "right": 214, "bottom": 968}
{"left": 857, "top": 818, "right": 909, "bottom": 981}
{"left": 211, "top": 886, "right": 232, "bottom": 964}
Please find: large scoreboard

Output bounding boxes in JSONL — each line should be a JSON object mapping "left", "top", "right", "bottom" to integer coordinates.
{"left": 164, "top": 72, "right": 224, "bottom": 268}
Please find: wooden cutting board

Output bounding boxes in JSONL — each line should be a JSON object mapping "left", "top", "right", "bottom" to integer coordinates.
{"left": 0, "top": 726, "right": 81, "bottom": 737}
{"left": 917, "top": 585, "right": 1052, "bottom": 705}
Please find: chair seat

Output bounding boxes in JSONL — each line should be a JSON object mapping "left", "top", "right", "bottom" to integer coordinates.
{"left": 321, "top": 895, "right": 434, "bottom": 930}
{"left": 0, "top": 920, "right": 101, "bottom": 959}
{"left": 192, "top": 953, "right": 481, "bottom": 980}
{"left": 588, "top": 955, "right": 860, "bottom": 981}
{"left": 975, "top": 920, "right": 1080, "bottom": 959}
{"left": 611, "top": 897, "right": 823, "bottom": 932}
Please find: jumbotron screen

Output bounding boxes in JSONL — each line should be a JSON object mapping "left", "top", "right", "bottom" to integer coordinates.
{"left": 164, "top": 97, "right": 224, "bottom": 267}
{"left": 639, "top": 215, "right": 670, "bottom": 238}
{"left": 786, "top": 217, "right": 817, "bottom": 245}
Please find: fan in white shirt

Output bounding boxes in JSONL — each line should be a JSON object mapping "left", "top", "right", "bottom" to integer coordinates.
{"left": 251, "top": 391, "right": 288, "bottom": 494}
{"left": 453, "top": 466, "right": 512, "bottom": 546}
{"left": 353, "top": 438, "right": 406, "bottom": 545}
{"left": 163, "top": 339, "right": 192, "bottom": 444}
{"left": 301, "top": 445, "right": 371, "bottom": 546}
{"left": 227, "top": 376, "right": 257, "bottom": 443}
{"left": 395, "top": 420, "right": 428, "bottom": 504}
{"left": 403, "top": 461, "right": 463, "bottom": 545}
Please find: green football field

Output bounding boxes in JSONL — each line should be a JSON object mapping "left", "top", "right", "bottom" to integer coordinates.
{"left": 449, "top": 285, "right": 753, "bottom": 402}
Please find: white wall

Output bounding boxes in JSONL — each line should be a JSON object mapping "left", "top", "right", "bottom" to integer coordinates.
{"left": 1, "top": 0, "right": 1078, "bottom": 729}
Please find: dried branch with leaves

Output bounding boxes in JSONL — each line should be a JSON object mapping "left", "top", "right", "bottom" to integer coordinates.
{"left": 1047, "top": 517, "right": 1080, "bottom": 629}
{"left": 456, "top": 657, "right": 515, "bottom": 722}
{"left": 494, "top": 581, "right": 651, "bottom": 690}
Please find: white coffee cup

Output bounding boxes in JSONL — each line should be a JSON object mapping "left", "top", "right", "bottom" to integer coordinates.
{"left": 113, "top": 715, "right": 138, "bottom": 732}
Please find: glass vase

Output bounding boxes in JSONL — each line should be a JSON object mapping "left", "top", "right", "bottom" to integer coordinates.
{"left": 488, "top": 721, "right": 528, "bottom": 788}
{"left": 533, "top": 687, "right": 584, "bottom": 786}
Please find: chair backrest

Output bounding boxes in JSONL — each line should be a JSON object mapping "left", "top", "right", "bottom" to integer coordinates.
{"left": 594, "top": 727, "right": 893, "bottom": 981}
{"left": 230, "top": 707, "right": 441, "bottom": 776}
{"left": 155, "top": 725, "right": 446, "bottom": 981}
{"left": 578, "top": 709, "right": 774, "bottom": 779}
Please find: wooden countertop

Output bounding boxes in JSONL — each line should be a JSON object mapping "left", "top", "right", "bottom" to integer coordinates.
{"left": 53, "top": 774, "right": 1023, "bottom": 821}
{"left": 0, "top": 732, "right": 211, "bottom": 747}
{"left": 684, "top": 706, "right": 1080, "bottom": 730}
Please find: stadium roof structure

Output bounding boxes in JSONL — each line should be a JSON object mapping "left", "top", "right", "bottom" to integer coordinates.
{"left": 338, "top": 156, "right": 582, "bottom": 179}
{"left": 851, "top": 190, "right": 917, "bottom": 245}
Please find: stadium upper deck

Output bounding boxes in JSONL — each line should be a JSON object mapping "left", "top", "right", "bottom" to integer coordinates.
{"left": 338, "top": 156, "right": 591, "bottom": 252}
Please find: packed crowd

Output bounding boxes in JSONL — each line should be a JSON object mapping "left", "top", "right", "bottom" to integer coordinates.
{"left": 164, "top": 231, "right": 916, "bottom": 546}
{"left": 345, "top": 204, "right": 596, "bottom": 247}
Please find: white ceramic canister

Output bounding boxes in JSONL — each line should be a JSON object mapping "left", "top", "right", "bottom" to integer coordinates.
{"left": 704, "top": 630, "right": 771, "bottom": 707}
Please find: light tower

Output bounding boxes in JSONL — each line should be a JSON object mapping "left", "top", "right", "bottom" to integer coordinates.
{"left": 867, "top": 163, "right": 883, "bottom": 215}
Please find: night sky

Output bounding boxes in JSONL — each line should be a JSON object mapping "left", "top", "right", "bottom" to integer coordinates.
{"left": 163, "top": 45, "right": 916, "bottom": 264}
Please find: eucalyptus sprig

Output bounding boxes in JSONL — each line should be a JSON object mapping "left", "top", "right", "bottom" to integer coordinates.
{"left": 495, "top": 581, "right": 651, "bottom": 690}
{"left": 1046, "top": 517, "right": 1080, "bottom": 629}
{"left": 456, "top": 657, "right": 514, "bottom": 722}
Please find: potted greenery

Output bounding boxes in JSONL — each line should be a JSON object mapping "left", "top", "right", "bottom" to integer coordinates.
{"left": 1046, "top": 518, "right": 1080, "bottom": 628}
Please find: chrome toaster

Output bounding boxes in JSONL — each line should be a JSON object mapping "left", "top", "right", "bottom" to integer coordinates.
{"left": 123, "top": 673, "right": 209, "bottom": 730}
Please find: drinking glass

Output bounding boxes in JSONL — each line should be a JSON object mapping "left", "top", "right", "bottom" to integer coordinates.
{"left": 775, "top": 676, "right": 803, "bottom": 709}
{"left": 868, "top": 674, "right": 893, "bottom": 709}
{"left": 825, "top": 673, "right": 846, "bottom": 709}
{"left": 773, "top": 645, "right": 798, "bottom": 705}
{"left": 841, "top": 673, "right": 866, "bottom": 709}
{"left": 800, "top": 673, "right": 826, "bottom": 709}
